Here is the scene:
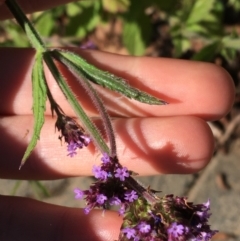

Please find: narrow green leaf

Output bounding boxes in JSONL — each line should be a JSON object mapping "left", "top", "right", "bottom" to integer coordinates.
{"left": 56, "top": 50, "right": 167, "bottom": 105}
{"left": 21, "top": 53, "right": 47, "bottom": 168}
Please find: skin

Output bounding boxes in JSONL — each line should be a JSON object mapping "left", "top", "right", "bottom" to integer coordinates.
{"left": 0, "top": 1, "right": 235, "bottom": 240}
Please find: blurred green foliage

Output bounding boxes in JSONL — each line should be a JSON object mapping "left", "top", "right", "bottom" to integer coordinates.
{"left": 1, "top": 0, "right": 240, "bottom": 60}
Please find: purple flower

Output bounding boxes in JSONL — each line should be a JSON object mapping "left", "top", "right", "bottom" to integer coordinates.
{"left": 109, "top": 197, "right": 121, "bottom": 206}
{"left": 122, "top": 227, "right": 136, "bottom": 239}
{"left": 101, "top": 153, "right": 111, "bottom": 164}
{"left": 201, "top": 231, "right": 215, "bottom": 241}
{"left": 133, "top": 237, "right": 140, "bottom": 241}
{"left": 92, "top": 165, "right": 108, "bottom": 180}
{"left": 67, "top": 141, "right": 78, "bottom": 157}
{"left": 118, "top": 204, "right": 126, "bottom": 216}
{"left": 84, "top": 206, "right": 91, "bottom": 214}
{"left": 55, "top": 115, "right": 90, "bottom": 155}
{"left": 124, "top": 190, "right": 138, "bottom": 202}
{"left": 203, "top": 199, "right": 210, "bottom": 209}
{"left": 196, "top": 210, "right": 210, "bottom": 221}
{"left": 167, "top": 222, "right": 184, "bottom": 239}
{"left": 138, "top": 221, "right": 151, "bottom": 233}
{"left": 74, "top": 188, "right": 84, "bottom": 200}
{"left": 79, "top": 135, "right": 91, "bottom": 148}
{"left": 96, "top": 194, "right": 107, "bottom": 205}
{"left": 80, "top": 40, "right": 96, "bottom": 50}
{"left": 114, "top": 167, "right": 129, "bottom": 181}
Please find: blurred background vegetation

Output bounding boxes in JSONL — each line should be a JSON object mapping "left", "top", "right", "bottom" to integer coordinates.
{"left": 0, "top": 0, "right": 240, "bottom": 200}
{"left": 1, "top": 0, "right": 240, "bottom": 59}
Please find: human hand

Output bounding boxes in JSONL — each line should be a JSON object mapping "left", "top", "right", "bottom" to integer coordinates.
{"left": 0, "top": 1, "right": 235, "bottom": 241}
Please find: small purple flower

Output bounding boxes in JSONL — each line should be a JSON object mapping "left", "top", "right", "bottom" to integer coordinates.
{"left": 92, "top": 165, "right": 108, "bottom": 180}
{"left": 196, "top": 210, "right": 210, "bottom": 221}
{"left": 114, "top": 167, "right": 129, "bottom": 181}
{"left": 101, "top": 153, "right": 111, "bottom": 164}
{"left": 74, "top": 188, "right": 84, "bottom": 199}
{"left": 84, "top": 206, "right": 91, "bottom": 214}
{"left": 80, "top": 40, "right": 96, "bottom": 50}
{"left": 55, "top": 115, "right": 91, "bottom": 155}
{"left": 203, "top": 199, "right": 210, "bottom": 209}
{"left": 122, "top": 227, "right": 136, "bottom": 239}
{"left": 118, "top": 204, "right": 126, "bottom": 216}
{"left": 133, "top": 236, "right": 140, "bottom": 241}
{"left": 201, "top": 231, "right": 215, "bottom": 241}
{"left": 80, "top": 135, "right": 91, "bottom": 146}
{"left": 167, "top": 222, "right": 184, "bottom": 239}
{"left": 96, "top": 194, "right": 107, "bottom": 205}
{"left": 124, "top": 190, "right": 138, "bottom": 202}
{"left": 109, "top": 196, "right": 121, "bottom": 206}
{"left": 67, "top": 141, "right": 78, "bottom": 157}
{"left": 138, "top": 221, "right": 151, "bottom": 233}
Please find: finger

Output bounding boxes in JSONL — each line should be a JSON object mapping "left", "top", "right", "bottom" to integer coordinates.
{"left": 0, "top": 115, "right": 214, "bottom": 179}
{"left": 0, "top": 48, "right": 234, "bottom": 120}
{"left": 0, "top": 195, "right": 121, "bottom": 241}
{"left": 0, "top": 0, "right": 73, "bottom": 20}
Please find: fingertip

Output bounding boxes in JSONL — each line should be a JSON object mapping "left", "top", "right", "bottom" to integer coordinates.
{"left": 88, "top": 210, "right": 122, "bottom": 241}
{"left": 116, "top": 116, "right": 215, "bottom": 175}
{"left": 201, "top": 63, "right": 235, "bottom": 120}
{"left": 0, "top": 195, "right": 122, "bottom": 241}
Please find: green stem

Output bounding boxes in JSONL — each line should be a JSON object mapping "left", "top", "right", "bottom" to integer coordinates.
{"left": 5, "top": 0, "right": 45, "bottom": 51}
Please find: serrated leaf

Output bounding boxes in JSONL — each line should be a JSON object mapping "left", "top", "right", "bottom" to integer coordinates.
{"left": 20, "top": 53, "right": 47, "bottom": 168}
{"left": 53, "top": 50, "right": 166, "bottom": 105}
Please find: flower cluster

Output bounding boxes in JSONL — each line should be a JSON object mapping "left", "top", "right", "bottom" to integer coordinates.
{"left": 119, "top": 195, "right": 217, "bottom": 241}
{"left": 74, "top": 153, "right": 139, "bottom": 215}
{"left": 55, "top": 115, "right": 91, "bottom": 157}
{"left": 74, "top": 153, "right": 217, "bottom": 241}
